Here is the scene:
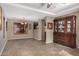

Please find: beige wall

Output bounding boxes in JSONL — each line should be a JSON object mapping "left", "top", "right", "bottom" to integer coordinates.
{"left": 7, "top": 19, "right": 33, "bottom": 40}
{"left": 75, "top": 13, "right": 79, "bottom": 48}
{"left": 46, "top": 17, "right": 54, "bottom": 43}
{"left": 0, "top": 7, "right": 3, "bottom": 55}
{"left": 0, "top": 7, "right": 7, "bottom": 55}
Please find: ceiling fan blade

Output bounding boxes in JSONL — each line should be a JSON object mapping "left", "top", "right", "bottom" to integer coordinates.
{"left": 41, "top": 3, "right": 45, "bottom": 6}
{"left": 47, "top": 4, "right": 51, "bottom": 8}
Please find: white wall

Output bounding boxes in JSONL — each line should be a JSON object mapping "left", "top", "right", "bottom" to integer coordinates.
{"left": 7, "top": 19, "right": 33, "bottom": 40}
{"left": 45, "top": 17, "right": 54, "bottom": 43}
{"left": 38, "top": 20, "right": 42, "bottom": 40}
{"left": 33, "top": 29, "right": 38, "bottom": 40}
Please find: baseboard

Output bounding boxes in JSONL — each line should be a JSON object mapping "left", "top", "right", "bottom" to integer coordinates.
{"left": 45, "top": 41, "right": 53, "bottom": 44}
{"left": 34, "top": 38, "right": 42, "bottom": 41}
{"left": 76, "top": 46, "right": 79, "bottom": 48}
{"left": 0, "top": 40, "right": 7, "bottom": 56}
{"left": 8, "top": 38, "right": 34, "bottom": 40}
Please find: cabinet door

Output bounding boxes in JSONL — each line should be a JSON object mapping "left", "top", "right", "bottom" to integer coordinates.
{"left": 58, "top": 20, "right": 65, "bottom": 32}
{"left": 66, "top": 16, "right": 76, "bottom": 33}
{"left": 72, "top": 16, "right": 76, "bottom": 34}
{"left": 54, "top": 20, "right": 58, "bottom": 32}
{"left": 67, "top": 17, "right": 72, "bottom": 33}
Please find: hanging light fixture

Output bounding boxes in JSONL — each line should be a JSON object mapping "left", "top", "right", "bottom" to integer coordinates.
{"left": 47, "top": 3, "right": 52, "bottom": 8}
{"left": 41, "top": 3, "right": 56, "bottom": 8}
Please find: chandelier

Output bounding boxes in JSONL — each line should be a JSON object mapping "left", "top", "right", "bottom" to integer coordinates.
{"left": 41, "top": 3, "right": 56, "bottom": 8}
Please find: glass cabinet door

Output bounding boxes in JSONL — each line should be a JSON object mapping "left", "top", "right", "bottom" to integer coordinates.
{"left": 73, "top": 17, "right": 76, "bottom": 33}
{"left": 58, "top": 20, "right": 64, "bottom": 32}
{"left": 67, "top": 20, "right": 72, "bottom": 32}
{"left": 54, "top": 21, "right": 58, "bottom": 32}
{"left": 67, "top": 16, "right": 76, "bottom": 33}
{"left": 54, "top": 16, "right": 76, "bottom": 34}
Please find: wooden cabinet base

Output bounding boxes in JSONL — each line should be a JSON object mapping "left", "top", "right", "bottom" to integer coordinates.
{"left": 53, "top": 32, "right": 76, "bottom": 48}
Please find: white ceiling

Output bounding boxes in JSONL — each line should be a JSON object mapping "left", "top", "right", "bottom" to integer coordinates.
{"left": 18, "top": 3, "right": 79, "bottom": 14}
{"left": 1, "top": 3, "right": 79, "bottom": 21}
{"left": 20, "top": 3, "right": 75, "bottom": 12}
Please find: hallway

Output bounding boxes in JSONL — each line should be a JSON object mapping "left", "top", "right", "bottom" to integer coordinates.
{"left": 2, "top": 39, "right": 79, "bottom": 56}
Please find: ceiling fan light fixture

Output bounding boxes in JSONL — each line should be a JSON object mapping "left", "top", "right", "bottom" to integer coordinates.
{"left": 47, "top": 3, "right": 56, "bottom": 8}
{"left": 47, "top": 4, "right": 50, "bottom": 8}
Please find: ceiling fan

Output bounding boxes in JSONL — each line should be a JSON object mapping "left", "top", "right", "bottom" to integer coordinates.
{"left": 41, "top": 3, "right": 56, "bottom": 8}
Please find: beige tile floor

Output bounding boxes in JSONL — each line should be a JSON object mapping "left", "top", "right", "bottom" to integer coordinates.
{"left": 1, "top": 39, "right": 79, "bottom": 56}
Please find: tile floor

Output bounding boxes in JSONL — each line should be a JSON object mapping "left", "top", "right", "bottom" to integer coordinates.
{"left": 1, "top": 39, "right": 79, "bottom": 56}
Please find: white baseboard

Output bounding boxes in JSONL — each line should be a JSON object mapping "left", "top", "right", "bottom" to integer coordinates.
{"left": 8, "top": 38, "right": 33, "bottom": 40}
{"left": 45, "top": 41, "right": 53, "bottom": 44}
{"left": 0, "top": 40, "right": 7, "bottom": 56}
{"left": 34, "top": 39, "right": 42, "bottom": 41}
{"left": 76, "top": 46, "right": 79, "bottom": 49}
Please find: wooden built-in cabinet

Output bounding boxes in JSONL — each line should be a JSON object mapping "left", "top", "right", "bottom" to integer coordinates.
{"left": 53, "top": 15, "right": 76, "bottom": 48}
